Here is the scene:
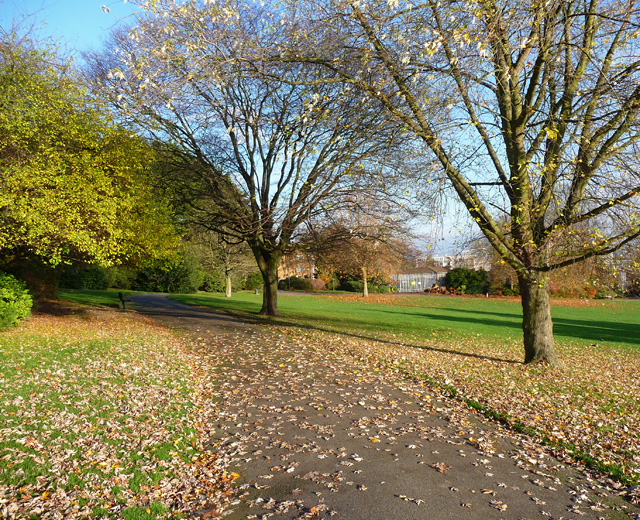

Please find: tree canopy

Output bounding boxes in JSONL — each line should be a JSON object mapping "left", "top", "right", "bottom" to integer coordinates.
{"left": 89, "top": 1, "right": 409, "bottom": 315}
{"left": 267, "top": 0, "right": 640, "bottom": 363}
{"left": 0, "top": 33, "right": 177, "bottom": 267}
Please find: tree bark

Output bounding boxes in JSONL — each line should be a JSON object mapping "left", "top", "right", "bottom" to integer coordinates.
{"left": 362, "top": 265, "right": 369, "bottom": 297}
{"left": 518, "top": 275, "right": 559, "bottom": 365}
{"left": 253, "top": 247, "right": 281, "bottom": 316}
{"left": 225, "top": 273, "right": 232, "bottom": 298}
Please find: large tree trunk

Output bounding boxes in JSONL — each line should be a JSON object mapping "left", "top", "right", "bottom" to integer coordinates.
{"left": 253, "top": 248, "right": 281, "bottom": 316}
{"left": 362, "top": 266, "right": 369, "bottom": 297}
{"left": 518, "top": 275, "right": 559, "bottom": 365}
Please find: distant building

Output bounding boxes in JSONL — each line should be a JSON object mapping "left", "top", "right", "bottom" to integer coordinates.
{"left": 393, "top": 266, "right": 448, "bottom": 293}
{"left": 277, "top": 252, "right": 315, "bottom": 281}
{"left": 430, "top": 250, "right": 491, "bottom": 271}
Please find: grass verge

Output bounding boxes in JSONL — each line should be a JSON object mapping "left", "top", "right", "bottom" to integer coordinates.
{"left": 0, "top": 302, "right": 233, "bottom": 519}
{"left": 58, "top": 289, "right": 140, "bottom": 309}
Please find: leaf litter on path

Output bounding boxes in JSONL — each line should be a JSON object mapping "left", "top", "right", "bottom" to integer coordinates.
{"left": 179, "top": 314, "right": 640, "bottom": 519}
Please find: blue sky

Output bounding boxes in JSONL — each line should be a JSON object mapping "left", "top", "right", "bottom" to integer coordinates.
{"left": 0, "top": 0, "right": 137, "bottom": 53}
{"left": 0, "top": 0, "right": 469, "bottom": 254}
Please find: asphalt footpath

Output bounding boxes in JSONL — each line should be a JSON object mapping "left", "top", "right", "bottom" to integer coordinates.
{"left": 130, "top": 294, "right": 639, "bottom": 520}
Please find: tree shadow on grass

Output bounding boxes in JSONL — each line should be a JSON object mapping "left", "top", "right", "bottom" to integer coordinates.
{"left": 162, "top": 297, "right": 522, "bottom": 365}
{"left": 423, "top": 307, "right": 640, "bottom": 346}
{"left": 367, "top": 307, "right": 522, "bottom": 332}
{"left": 275, "top": 318, "right": 523, "bottom": 365}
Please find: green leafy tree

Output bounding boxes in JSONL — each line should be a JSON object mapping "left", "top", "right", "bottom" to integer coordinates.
{"left": 0, "top": 33, "right": 177, "bottom": 272}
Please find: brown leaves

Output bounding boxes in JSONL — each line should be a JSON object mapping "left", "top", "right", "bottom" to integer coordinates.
{"left": 489, "top": 499, "right": 508, "bottom": 511}
{"left": 430, "top": 462, "right": 451, "bottom": 474}
{"left": 0, "top": 308, "right": 234, "bottom": 519}
{"left": 397, "top": 495, "right": 425, "bottom": 505}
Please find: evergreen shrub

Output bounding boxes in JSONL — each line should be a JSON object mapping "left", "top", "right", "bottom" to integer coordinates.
{"left": 0, "top": 272, "right": 32, "bottom": 329}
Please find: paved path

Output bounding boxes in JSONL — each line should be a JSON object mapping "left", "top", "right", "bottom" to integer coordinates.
{"left": 130, "top": 294, "right": 637, "bottom": 520}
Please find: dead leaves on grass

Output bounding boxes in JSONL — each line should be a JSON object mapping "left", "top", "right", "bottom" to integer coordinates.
{"left": 0, "top": 308, "right": 232, "bottom": 519}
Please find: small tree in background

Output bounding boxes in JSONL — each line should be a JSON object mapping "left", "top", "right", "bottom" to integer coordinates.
{"left": 188, "top": 229, "right": 256, "bottom": 297}
{"left": 310, "top": 195, "right": 412, "bottom": 297}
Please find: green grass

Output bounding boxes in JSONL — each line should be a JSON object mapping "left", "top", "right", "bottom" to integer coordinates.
{"left": 168, "top": 290, "right": 640, "bottom": 349}
{"left": 0, "top": 308, "right": 200, "bottom": 518}
{"left": 58, "top": 288, "right": 137, "bottom": 308}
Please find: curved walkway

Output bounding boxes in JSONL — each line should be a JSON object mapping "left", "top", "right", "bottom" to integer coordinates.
{"left": 130, "top": 294, "right": 636, "bottom": 519}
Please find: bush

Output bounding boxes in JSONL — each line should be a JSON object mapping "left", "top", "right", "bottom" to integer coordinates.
{"left": 465, "top": 284, "right": 488, "bottom": 295}
{"left": 552, "top": 287, "right": 580, "bottom": 298}
{"left": 290, "top": 276, "right": 313, "bottom": 291}
{"left": 0, "top": 272, "right": 33, "bottom": 329}
{"left": 59, "top": 265, "right": 114, "bottom": 290}
{"left": 340, "top": 280, "right": 364, "bottom": 293}
{"left": 132, "top": 254, "right": 204, "bottom": 293}
{"left": 166, "top": 256, "right": 205, "bottom": 293}
{"left": 311, "top": 279, "right": 327, "bottom": 291}
{"left": 244, "top": 272, "right": 263, "bottom": 290}
{"left": 445, "top": 268, "right": 489, "bottom": 294}
{"left": 109, "top": 266, "right": 138, "bottom": 290}
{"left": 370, "top": 284, "right": 394, "bottom": 294}
{"left": 277, "top": 276, "right": 313, "bottom": 291}
{"left": 201, "top": 271, "right": 226, "bottom": 292}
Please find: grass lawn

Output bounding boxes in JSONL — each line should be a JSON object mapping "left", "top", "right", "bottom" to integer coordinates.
{"left": 170, "top": 290, "right": 640, "bottom": 350}
{"left": 168, "top": 290, "right": 640, "bottom": 484}
{"left": 58, "top": 289, "right": 139, "bottom": 309}
{"left": 0, "top": 302, "right": 232, "bottom": 519}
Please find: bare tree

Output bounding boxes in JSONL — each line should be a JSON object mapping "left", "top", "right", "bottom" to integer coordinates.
{"left": 86, "top": 1, "right": 406, "bottom": 316}
{"left": 309, "top": 194, "right": 412, "bottom": 296}
{"left": 273, "top": 0, "right": 640, "bottom": 363}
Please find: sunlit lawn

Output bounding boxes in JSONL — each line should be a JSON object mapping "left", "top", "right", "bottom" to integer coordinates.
{"left": 169, "top": 290, "right": 640, "bottom": 350}
{"left": 0, "top": 303, "right": 229, "bottom": 519}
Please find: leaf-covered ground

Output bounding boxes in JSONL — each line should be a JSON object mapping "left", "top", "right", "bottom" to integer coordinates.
{"left": 170, "top": 290, "right": 640, "bottom": 487}
{"left": 0, "top": 304, "right": 233, "bottom": 519}
{"left": 132, "top": 293, "right": 639, "bottom": 520}
{"left": 271, "top": 322, "right": 640, "bottom": 488}
{"left": 5, "top": 292, "right": 638, "bottom": 518}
